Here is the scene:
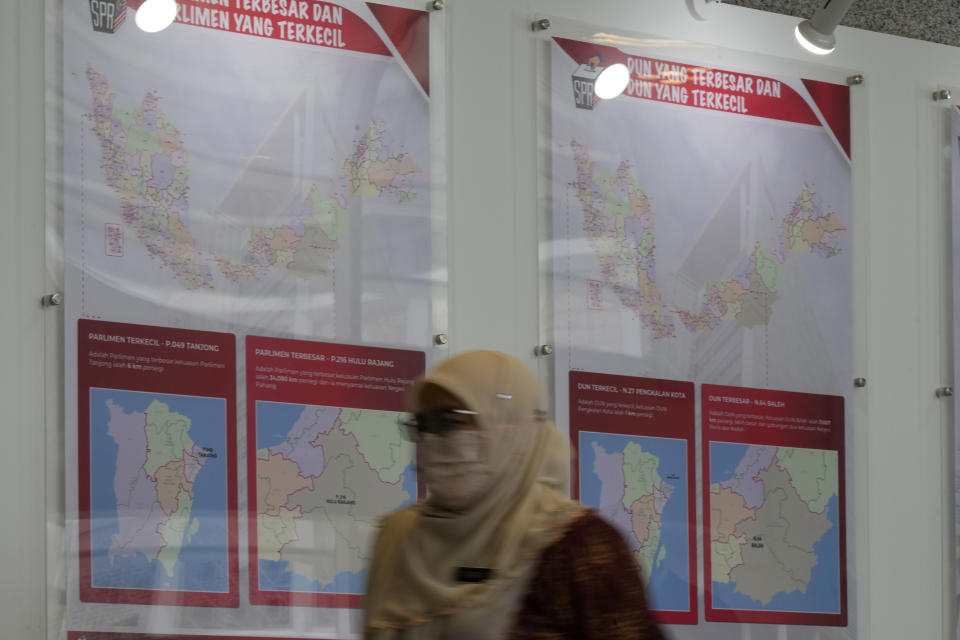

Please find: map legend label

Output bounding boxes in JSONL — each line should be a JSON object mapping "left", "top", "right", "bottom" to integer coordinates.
{"left": 569, "top": 370, "right": 697, "bottom": 625}
{"left": 77, "top": 319, "right": 238, "bottom": 607}
{"left": 246, "top": 335, "right": 424, "bottom": 608}
{"left": 702, "top": 384, "right": 846, "bottom": 626}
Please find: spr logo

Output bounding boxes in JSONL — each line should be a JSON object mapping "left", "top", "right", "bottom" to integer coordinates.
{"left": 571, "top": 55, "right": 605, "bottom": 110}
{"left": 89, "top": 0, "right": 127, "bottom": 33}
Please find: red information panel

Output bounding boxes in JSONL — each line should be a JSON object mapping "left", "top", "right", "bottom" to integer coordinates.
{"left": 569, "top": 371, "right": 697, "bottom": 625}
{"left": 247, "top": 335, "right": 425, "bottom": 607}
{"left": 702, "top": 384, "right": 846, "bottom": 625}
{"left": 77, "top": 319, "right": 238, "bottom": 607}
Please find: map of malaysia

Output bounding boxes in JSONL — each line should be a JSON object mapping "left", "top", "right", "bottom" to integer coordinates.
{"left": 570, "top": 139, "right": 846, "bottom": 336}
{"left": 710, "top": 443, "right": 840, "bottom": 612}
{"left": 89, "top": 389, "right": 229, "bottom": 592}
{"left": 256, "top": 402, "right": 416, "bottom": 593}
{"left": 572, "top": 140, "right": 676, "bottom": 339}
{"left": 578, "top": 432, "right": 690, "bottom": 611}
{"left": 86, "top": 66, "right": 420, "bottom": 289}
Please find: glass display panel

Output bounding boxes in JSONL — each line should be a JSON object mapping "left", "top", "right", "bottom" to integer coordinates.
{"left": 49, "top": 1, "right": 448, "bottom": 637}
{"left": 535, "top": 18, "right": 862, "bottom": 639}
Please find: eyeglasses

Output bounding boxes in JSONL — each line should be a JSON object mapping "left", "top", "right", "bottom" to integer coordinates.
{"left": 399, "top": 407, "right": 479, "bottom": 440}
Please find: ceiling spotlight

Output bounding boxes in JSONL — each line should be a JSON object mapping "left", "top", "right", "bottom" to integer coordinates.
{"left": 686, "top": 0, "right": 722, "bottom": 21}
{"left": 795, "top": 0, "right": 854, "bottom": 55}
{"left": 133, "top": 0, "right": 178, "bottom": 33}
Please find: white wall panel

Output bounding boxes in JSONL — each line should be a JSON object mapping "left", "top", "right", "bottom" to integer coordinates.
{"left": 1, "top": 1, "right": 50, "bottom": 638}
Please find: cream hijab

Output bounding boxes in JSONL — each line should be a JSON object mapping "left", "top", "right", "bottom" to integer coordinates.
{"left": 364, "top": 351, "right": 585, "bottom": 637}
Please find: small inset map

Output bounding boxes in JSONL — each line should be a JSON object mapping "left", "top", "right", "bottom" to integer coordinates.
{"left": 89, "top": 388, "right": 229, "bottom": 593}
{"left": 578, "top": 432, "right": 689, "bottom": 612}
{"left": 254, "top": 402, "right": 416, "bottom": 596}
{"left": 709, "top": 442, "right": 840, "bottom": 613}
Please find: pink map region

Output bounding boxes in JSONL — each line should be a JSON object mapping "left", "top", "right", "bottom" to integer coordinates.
{"left": 591, "top": 442, "right": 634, "bottom": 534}
{"left": 719, "top": 444, "right": 775, "bottom": 509}
{"left": 105, "top": 400, "right": 166, "bottom": 564}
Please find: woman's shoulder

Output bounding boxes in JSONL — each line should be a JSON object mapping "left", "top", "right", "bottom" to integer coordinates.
{"left": 368, "top": 505, "right": 421, "bottom": 576}
{"left": 553, "top": 508, "right": 630, "bottom": 549}
{"left": 377, "top": 503, "right": 421, "bottom": 535}
{"left": 537, "top": 508, "right": 637, "bottom": 571}
{"left": 381, "top": 503, "right": 419, "bottom": 524}
{"left": 512, "top": 509, "right": 663, "bottom": 639}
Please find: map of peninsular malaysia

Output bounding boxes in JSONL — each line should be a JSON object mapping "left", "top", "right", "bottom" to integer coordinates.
{"left": 89, "top": 388, "right": 229, "bottom": 592}
{"left": 578, "top": 432, "right": 690, "bottom": 611}
{"left": 709, "top": 443, "right": 840, "bottom": 613}
{"left": 85, "top": 66, "right": 420, "bottom": 291}
{"left": 570, "top": 139, "right": 846, "bottom": 338}
{"left": 255, "top": 402, "right": 416, "bottom": 594}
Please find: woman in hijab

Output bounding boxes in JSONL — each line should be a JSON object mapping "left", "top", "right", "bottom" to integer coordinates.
{"left": 364, "top": 350, "right": 667, "bottom": 640}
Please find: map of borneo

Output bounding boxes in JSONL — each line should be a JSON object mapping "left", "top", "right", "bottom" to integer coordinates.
{"left": 710, "top": 444, "right": 838, "bottom": 606}
{"left": 256, "top": 403, "right": 414, "bottom": 592}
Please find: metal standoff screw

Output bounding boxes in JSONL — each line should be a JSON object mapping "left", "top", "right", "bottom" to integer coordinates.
{"left": 430, "top": 0, "right": 443, "bottom": 10}
{"left": 853, "top": 377, "right": 866, "bottom": 388}
{"left": 933, "top": 88, "right": 952, "bottom": 101}
{"left": 433, "top": 333, "right": 448, "bottom": 346}
{"left": 936, "top": 386, "right": 954, "bottom": 398}
{"left": 846, "top": 74, "right": 863, "bottom": 86}
{"left": 531, "top": 18, "right": 550, "bottom": 31}
{"left": 535, "top": 344, "right": 554, "bottom": 356}
{"left": 42, "top": 292, "right": 63, "bottom": 307}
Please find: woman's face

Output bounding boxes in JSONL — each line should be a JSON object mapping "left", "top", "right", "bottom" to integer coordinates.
{"left": 413, "top": 384, "right": 480, "bottom": 437}
{"left": 415, "top": 385, "right": 492, "bottom": 511}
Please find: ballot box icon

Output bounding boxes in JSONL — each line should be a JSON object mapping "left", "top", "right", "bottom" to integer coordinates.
{"left": 89, "top": 0, "right": 127, "bottom": 33}
{"left": 572, "top": 63, "right": 602, "bottom": 110}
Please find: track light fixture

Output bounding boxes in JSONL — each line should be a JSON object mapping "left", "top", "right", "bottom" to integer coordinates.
{"left": 686, "top": 0, "right": 722, "bottom": 21}
{"left": 795, "top": 0, "right": 855, "bottom": 55}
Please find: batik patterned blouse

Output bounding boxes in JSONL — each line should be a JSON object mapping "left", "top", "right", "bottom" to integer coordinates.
{"left": 509, "top": 511, "right": 668, "bottom": 640}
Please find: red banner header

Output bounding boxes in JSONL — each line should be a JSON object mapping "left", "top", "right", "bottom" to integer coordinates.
{"left": 554, "top": 37, "right": 850, "bottom": 157}
{"left": 174, "top": 0, "right": 391, "bottom": 55}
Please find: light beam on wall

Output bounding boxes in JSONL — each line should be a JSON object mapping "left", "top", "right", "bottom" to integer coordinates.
{"left": 132, "top": 0, "right": 178, "bottom": 33}
{"left": 795, "top": 0, "right": 855, "bottom": 55}
{"left": 595, "top": 63, "right": 630, "bottom": 100}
